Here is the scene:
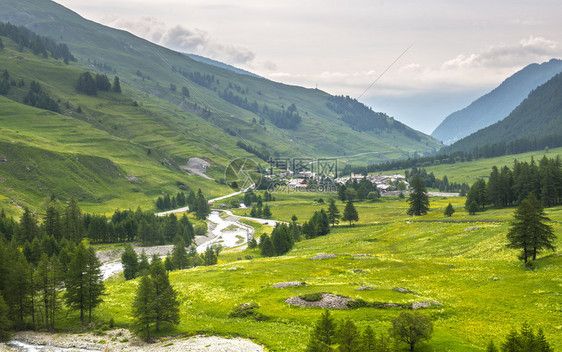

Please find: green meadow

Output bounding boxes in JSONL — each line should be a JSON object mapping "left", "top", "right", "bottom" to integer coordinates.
{"left": 85, "top": 193, "right": 562, "bottom": 351}
{"left": 374, "top": 147, "right": 562, "bottom": 185}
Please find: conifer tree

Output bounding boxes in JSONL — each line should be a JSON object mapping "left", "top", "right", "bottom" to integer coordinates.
{"left": 121, "top": 244, "right": 138, "bottom": 280}
{"left": 327, "top": 198, "right": 340, "bottom": 227}
{"left": 342, "top": 201, "right": 359, "bottom": 226}
{"left": 305, "top": 310, "right": 336, "bottom": 352}
{"left": 171, "top": 237, "right": 189, "bottom": 270}
{"left": 262, "top": 204, "right": 272, "bottom": 218}
{"left": 131, "top": 275, "right": 156, "bottom": 341}
{"left": 138, "top": 250, "right": 150, "bottom": 276}
{"left": 336, "top": 319, "right": 361, "bottom": 352}
{"left": 507, "top": 193, "right": 556, "bottom": 263}
{"left": 112, "top": 76, "right": 121, "bottom": 93}
{"left": 0, "top": 293, "right": 10, "bottom": 342}
{"left": 64, "top": 243, "right": 104, "bottom": 324}
{"left": 407, "top": 174, "right": 430, "bottom": 216}
{"left": 444, "top": 203, "right": 455, "bottom": 217}
{"left": 259, "top": 234, "right": 275, "bottom": 257}
{"left": 149, "top": 258, "right": 180, "bottom": 331}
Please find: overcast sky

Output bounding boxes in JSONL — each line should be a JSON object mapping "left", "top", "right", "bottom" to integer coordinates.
{"left": 54, "top": 0, "right": 562, "bottom": 134}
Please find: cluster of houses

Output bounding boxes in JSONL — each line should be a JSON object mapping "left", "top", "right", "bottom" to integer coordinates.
{"left": 278, "top": 170, "right": 409, "bottom": 194}
{"left": 334, "top": 173, "right": 409, "bottom": 193}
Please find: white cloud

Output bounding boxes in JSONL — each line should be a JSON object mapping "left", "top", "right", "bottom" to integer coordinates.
{"left": 442, "top": 36, "right": 559, "bottom": 69}
{"left": 101, "top": 16, "right": 257, "bottom": 65}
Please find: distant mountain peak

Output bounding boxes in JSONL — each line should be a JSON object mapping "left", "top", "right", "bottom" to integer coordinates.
{"left": 432, "top": 58, "right": 562, "bottom": 145}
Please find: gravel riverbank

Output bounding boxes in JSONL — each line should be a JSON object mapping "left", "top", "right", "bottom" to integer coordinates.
{"left": 2, "top": 330, "right": 264, "bottom": 352}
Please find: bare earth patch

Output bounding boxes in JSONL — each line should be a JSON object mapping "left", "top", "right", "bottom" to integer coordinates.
{"left": 3, "top": 330, "right": 264, "bottom": 352}
{"left": 285, "top": 293, "right": 353, "bottom": 309}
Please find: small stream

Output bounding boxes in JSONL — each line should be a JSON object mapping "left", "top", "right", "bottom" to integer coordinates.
{"left": 6, "top": 340, "right": 101, "bottom": 352}
{"left": 99, "top": 210, "right": 252, "bottom": 280}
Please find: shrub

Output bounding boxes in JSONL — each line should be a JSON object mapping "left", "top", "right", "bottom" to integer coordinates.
{"left": 229, "top": 302, "right": 268, "bottom": 321}
{"left": 300, "top": 292, "right": 323, "bottom": 302}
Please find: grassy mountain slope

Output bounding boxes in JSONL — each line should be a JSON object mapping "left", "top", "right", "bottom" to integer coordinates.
{"left": 0, "top": 0, "right": 440, "bottom": 167}
{"left": 444, "top": 72, "right": 562, "bottom": 155}
{"left": 432, "top": 59, "right": 562, "bottom": 145}
{"left": 0, "top": 36, "right": 238, "bottom": 214}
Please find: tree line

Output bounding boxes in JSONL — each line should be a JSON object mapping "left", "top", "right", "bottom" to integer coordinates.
{"left": 0, "top": 236, "right": 104, "bottom": 340}
{"left": 0, "top": 69, "right": 59, "bottom": 113}
{"left": 465, "top": 156, "right": 562, "bottom": 211}
{"left": 304, "top": 310, "right": 553, "bottom": 352}
{"left": 0, "top": 22, "right": 76, "bottom": 63}
{"left": 255, "top": 199, "right": 359, "bottom": 258}
{"left": 76, "top": 72, "right": 121, "bottom": 96}
{"left": 338, "top": 177, "right": 380, "bottom": 202}
{"left": 406, "top": 167, "right": 469, "bottom": 194}
{"left": 155, "top": 189, "right": 210, "bottom": 220}
{"left": 0, "top": 197, "right": 195, "bottom": 249}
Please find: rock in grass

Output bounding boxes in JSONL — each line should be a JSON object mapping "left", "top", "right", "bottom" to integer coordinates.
{"left": 310, "top": 253, "right": 337, "bottom": 260}
{"left": 355, "top": 286, "right": 375, "bottom": 291}
{"left": 272, "top": 281, "right": 307, "bottom": 288}
{"left": 285, "top": 293, "right": 353, "bottom": 309}
{"left": 393, "top": 287, "right": 416, "bottom": 294}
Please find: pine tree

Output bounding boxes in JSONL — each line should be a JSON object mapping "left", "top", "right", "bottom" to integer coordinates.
{"left": 262, "top": 204, "right": 272, "bottom": 218}
{"left": 507, "top": 193, "right": 556, "bottom": 263}
{"left": 64, "top": 243, "right": 104, "bottom": 324}
{"left": 327, "top": 199, "right": 340, "bottom": 227}
{"left": 76, "top": 72, "right": 97, "bottom": 95}
{"left": 270, "top": 224, "right": 293, "bottom": 255}
{"left": 407, "top": 174, "right": 430, "bottom": 216}
{"left": 171, "top": 237, "right": 189, "bottom": 270}
{"left": 0, "top": 293, "right": 11, "bottom": 342}
{"left": 467, "top": 200, "right": 479, "bottom": 215}
{"left": 149, "top": 258, "right": 180, "bottom": 331}
{"left": 202, "top": 245, "right": 218, "bottom": 265}
{"left": 444, "top": 203, "right": 455, "bottom": 217}
{"left": 318, "top": 209, "right": 330, "bottom": 235}
{"left": 195, "top": 189, "right": 210, "bottom": 220}
{"left": 342, "top": 201, "right": 359, "bottom": 226}
{"left": 121, "top": 244, "right": 138, "bottom": 280}
{"left": 308, "top": 310, "right": 336, "bottom": 347}
{"left": 260, "top": 234, "right": 275, "bottom": 257}
{"left": 138, "top": 250, "right": 150, "bottom": 276}
{"left": 336, "top": 319, "right": 361, "bottom": 352}
{"left": 131, "top": 275, "right": 156, "bottom": 341}
{"left": 112, "top": 76, "right": 121, "bottom": 93}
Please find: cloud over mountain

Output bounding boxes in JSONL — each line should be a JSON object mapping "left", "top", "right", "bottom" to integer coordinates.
{"left": 102, "top": 16, "right": 256, "bottom": 65}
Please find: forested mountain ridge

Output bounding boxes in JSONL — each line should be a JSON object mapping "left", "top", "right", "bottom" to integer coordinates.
{"left": 432, "top": 59, "right": 562, "bottom": 145}
{"left": 442, "top": 71, "right": 562, "bottom": 156}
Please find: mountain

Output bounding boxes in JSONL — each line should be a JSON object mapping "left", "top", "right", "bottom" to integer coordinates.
{"left": 442, "top": 72, "right": 562, "bottom": 155}
{"left": 0, "top": 0, "right": 440, "bottom": 164}
{"left": 0, "top": 0, "right": 440, "bottom": 213}
{"left": 431, "top": 59, "right": 562, "bottom": 145}
{"left": 184, "top": 53, "right": 262, "bottom": 78}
